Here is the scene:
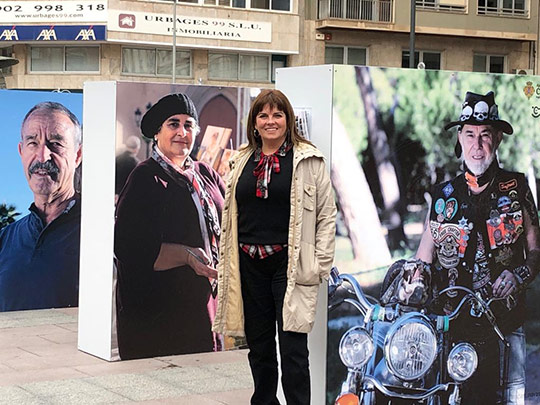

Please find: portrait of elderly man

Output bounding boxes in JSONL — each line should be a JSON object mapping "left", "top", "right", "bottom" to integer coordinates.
{"left": 0, "top": 101, "right": 82, "bottom": 312}
{"left": 407, "top": 91, "right": 540, "bottom": 404}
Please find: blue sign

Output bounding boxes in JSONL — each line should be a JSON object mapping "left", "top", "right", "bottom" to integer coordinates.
{"left": 0, "top": 25, "right": 105, "bottom": 41}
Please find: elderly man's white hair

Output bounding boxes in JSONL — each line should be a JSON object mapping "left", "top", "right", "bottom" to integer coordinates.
{"left": 125, "top": 135, "right": 141, "bottom": 152}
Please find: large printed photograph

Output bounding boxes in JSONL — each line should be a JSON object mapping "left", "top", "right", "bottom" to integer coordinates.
{"left": 0, "top": 90, "right": 83, "bottom": 312}
{"left": 112, "top": 82, "right": 256, "bottom": 360}
{"left": 328, "top": 66, "right": 540, "bottom": 404}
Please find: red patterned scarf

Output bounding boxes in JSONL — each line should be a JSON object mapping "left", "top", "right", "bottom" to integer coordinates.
{"left": 252, "top": 140, "right": 292, "bottom": 199}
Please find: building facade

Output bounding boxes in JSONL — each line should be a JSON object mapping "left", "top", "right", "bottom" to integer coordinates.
{"left": 0, "top": 0, "right": 538, "bottom": 90}
{"left": 315, "top": 0, "right": 539, "bottom": 74}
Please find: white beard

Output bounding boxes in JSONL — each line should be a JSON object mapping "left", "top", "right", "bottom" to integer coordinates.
{"left": 464, "top": 152, "right": 496, "bottom": 176}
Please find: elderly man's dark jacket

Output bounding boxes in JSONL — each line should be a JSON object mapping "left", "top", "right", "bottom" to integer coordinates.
{"left": 428, "top": 168, "right": 537, "bottom": 338}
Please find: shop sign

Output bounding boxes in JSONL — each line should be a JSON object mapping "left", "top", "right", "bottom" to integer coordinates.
{"left": 0, "top": 25, "right": 106, "bottom": 41}
{"left": 0, "top": 1, "right": 107, "bottom": 23}
{"left": 109, "top": 10, "right": 272, "bottom": 43}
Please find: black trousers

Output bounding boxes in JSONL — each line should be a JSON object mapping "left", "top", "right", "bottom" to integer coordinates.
{"left": 239, "top": 248, "right": 310, "bottom": 405}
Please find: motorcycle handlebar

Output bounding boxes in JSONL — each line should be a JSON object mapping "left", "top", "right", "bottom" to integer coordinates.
{"left": 329, "top": 267, "right": 374, "bottom": 316}
{"left": 439, "top": 285, "right": 508, "bottom": 344}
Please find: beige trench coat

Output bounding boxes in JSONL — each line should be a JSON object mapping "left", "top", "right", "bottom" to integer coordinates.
{"left": 212, "top": 142, "right": 336, "bottom": 336}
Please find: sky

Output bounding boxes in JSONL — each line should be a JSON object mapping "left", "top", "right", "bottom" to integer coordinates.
{"left": 0, "top": 90, "right": 83, "bottom": 217}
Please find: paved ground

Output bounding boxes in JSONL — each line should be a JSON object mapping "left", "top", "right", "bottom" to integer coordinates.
{"left": 0, "top": 308, "right": 253, "bottom": 404}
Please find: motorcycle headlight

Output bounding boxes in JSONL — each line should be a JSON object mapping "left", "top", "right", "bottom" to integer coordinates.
{"left": 384, "top": 317, "right": 437, "bottom": 381}
{"left": 447, "top": 343, "right": 478, "bottom": 382}
{"left": 339, "top": 327, "right": 374, "bottom": 369}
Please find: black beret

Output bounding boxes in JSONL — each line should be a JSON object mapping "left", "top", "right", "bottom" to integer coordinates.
{"left": 140, "top": 93, "right": 198, "bottom": 139}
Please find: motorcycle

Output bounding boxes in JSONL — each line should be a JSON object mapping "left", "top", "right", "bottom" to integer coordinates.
{"left": 328, "top": 266, "right": 511, "bottom": 405}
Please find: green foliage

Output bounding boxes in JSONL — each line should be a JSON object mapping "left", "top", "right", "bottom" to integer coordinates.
{"left": 332, "top": 66, "right": 540, "bottom": 204}
{"left": 333, "top": 66, "right": 368, "bottom": 160}
{"left": 0, "top": 203, "right": 20, "bottom": 230}
{"left": 371, "top": 68, "right": 540, "bottom": 178}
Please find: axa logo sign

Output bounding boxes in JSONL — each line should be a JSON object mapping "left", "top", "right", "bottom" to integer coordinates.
{"left": 75, "top": 28, "right": 96, "bottom": 40}
{"left": 0, "top": 27, "right": 18, "bottom": 40}
{"left": 36, "top": 27, "right": 57, "bottom": 40}
{"left": 119, "top": 14, "right": 135, "bottom": 29}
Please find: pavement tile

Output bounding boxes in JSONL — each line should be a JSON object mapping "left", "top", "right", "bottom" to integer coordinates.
{"left": 86, "top": 373, "right": 172, "bottom": 389}
{"left": 74, "top": 358, "right": 168, "bottom": 377}
{"left": 148, "top": 366, "right": 216, "bottom": 384}
{"left": 0, "top": 308, "right": 253, "bottom": 404}
{"left": 0, "top": 311, "right": 76, "bottom": 329}
{"left": 153, "top": 394, "right": 224, "bottom": 404}
{"left": 0, "top": 386, "right": 41, "bottom": 405}
{"left": 22, "top": 378, "right": 104, "bottom": 396}
{"left": 0, "top": 335, "right": 55, "bottom": 348}
{"left": 0, "top": 367, "right": 89, "bottom": 387}
{"left": 157, "top": 349, "right": 248, "bottom": 368}
{"left": 200, "top": 361, "right": 251, "bottom": 377}
{"left": 203, "top": 388, "right": 253, "bottom": 405}
{"left": 37, "top": 331, "right": 77, "bottom": 345}
{"left": 55, "top": 323, "right": 79, "bottom": 332}
{"left": 45, "top": 389, "right": 129, "bottom": 404}
{"left": 0, "top": 325, "right": 70, "bottom": 337}
{"left": 106, "top": 379, "right": 192, "bottom": 401}
{"left": 180, "top": 375, "right": 252, "bottom": 395}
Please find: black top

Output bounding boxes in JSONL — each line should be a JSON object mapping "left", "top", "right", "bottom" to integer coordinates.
{"left": 0, "top": 197, "right": 80, "bottom": 311}
{"left": 114, "top": 158, "right": 225, "bottom": 359}
{"left": 236, "top": 148, "right": 293, "bottom": 245}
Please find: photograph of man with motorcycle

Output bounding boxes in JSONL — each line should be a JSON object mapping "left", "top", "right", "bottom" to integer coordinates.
{"left": 328, "top": 66, "right": 540, "bottom": 405}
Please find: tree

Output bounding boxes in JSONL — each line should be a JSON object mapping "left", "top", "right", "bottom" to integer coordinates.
{"left": 355, "top": 66, "right": 407, "bottom": 251}
{"left": 0, "top": 203, "right": 20, "bottom": 230}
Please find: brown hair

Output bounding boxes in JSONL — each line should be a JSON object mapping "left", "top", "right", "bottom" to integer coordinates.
{"left": 245, "top": 89, "right": 312, "bottom": 149}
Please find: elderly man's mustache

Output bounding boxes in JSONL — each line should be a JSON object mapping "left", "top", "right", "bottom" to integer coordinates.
{"left": 28, "top": 160, "right": 60, "bottom": 181}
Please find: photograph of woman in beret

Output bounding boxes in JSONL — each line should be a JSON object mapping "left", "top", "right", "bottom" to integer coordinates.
{"left": 114, "top": 93, "right": 225, "bottom": 360}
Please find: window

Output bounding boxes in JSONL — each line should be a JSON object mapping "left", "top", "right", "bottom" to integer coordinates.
{"left": 208, "top": 52, "right": 270, "bottom": 81}
{"left": 473, "top": 54, "right": 505, "bottom": 73}
{"left": 401, "top": 50, "right": 441, "bottom": 70}
{"left": 416, "top": 0, "right": 466, "bottom": 12}
{"left": 325, "top": 46, "right": 367, "bottom": 65}
{"left": 166, "top": 0, "right": 291, "bottom": 12}
{"left": 271, "top": 55, "right": 287, "bottom": 82}
{"left": 478, "top": 0, "right": 527, "bottom": 16}
{"left": 122, "top": 48, "right": 191, "bottom": 77}
{"left": 30, "top": 46, "right": 99, "bottom": 73}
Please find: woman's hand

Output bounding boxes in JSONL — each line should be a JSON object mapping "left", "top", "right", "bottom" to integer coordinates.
{"left": 154, "top": 243, "right": 218, "bottom": 279}
{"left": 185, "top": 247, "right": 218, "bottom": 279}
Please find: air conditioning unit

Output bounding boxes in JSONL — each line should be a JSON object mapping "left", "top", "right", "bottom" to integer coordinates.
{"left": 512, "top": 68, "right": 534, "bottom": 75}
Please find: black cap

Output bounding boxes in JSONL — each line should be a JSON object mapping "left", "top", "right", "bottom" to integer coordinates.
{"left": 140, "top": 93, "right": 198, "bottom": 139}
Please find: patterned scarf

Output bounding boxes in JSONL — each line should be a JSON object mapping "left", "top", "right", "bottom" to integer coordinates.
{"left": 464, "top": 158, "right": 499, "bottom": 189}
{"left": 252, "top": 140, "right": 292, "bottom": 199}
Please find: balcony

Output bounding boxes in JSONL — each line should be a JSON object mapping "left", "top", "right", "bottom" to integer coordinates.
{"left": 318, "top": 0, "right": 393, "bottom": 22}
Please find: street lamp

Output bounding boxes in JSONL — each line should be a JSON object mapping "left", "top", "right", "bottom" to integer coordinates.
{"left": 172, "top": 0, "right": 177, "bottom": 83}
{"left": 409, "top": 0, "right": 416, "bottom": 69}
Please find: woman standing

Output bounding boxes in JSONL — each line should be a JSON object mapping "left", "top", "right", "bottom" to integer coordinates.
{"left": 213, "top": 89, "right": 336, "bottom": 404}
{"left": 115, "top": 93, "right": 224, "bottom": 360}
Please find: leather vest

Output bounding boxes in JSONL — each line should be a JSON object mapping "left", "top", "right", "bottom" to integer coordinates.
{"left": 429, "top": 169, "right": 528, "bottom": 335}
